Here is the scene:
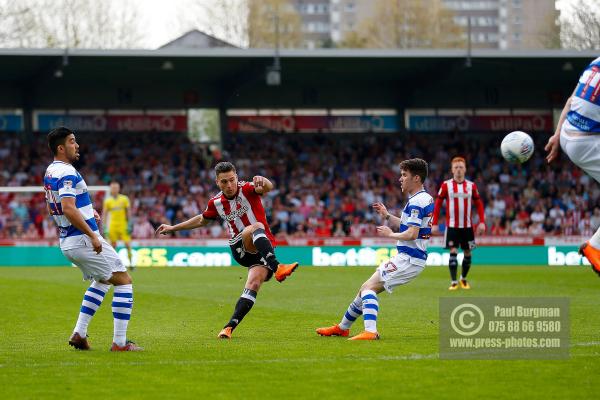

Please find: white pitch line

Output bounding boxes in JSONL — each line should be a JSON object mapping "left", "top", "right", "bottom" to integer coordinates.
{"left": 8, "top": 353, "right": 439, "bottom": 369}
{"left": 572, "top": 341, "right": 600, "bottom": 347}
{"left": 5, "top": 342, "right": 599, "bottom": 369}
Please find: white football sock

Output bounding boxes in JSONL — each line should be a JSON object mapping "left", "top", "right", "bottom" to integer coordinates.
{"left": 339, "top": 294, "right": 362, "bottom": 330}
{"left": 74, "top": 281, "right": 110, "bottom": 336}
{"left": 361, "top": 290, "right": 379, "bottom": 333}
{"left": 112, "top": 284, "right": 133, "bottom": 346}
{"left": 589, "top": 227, "right": 600, "bottom": 250}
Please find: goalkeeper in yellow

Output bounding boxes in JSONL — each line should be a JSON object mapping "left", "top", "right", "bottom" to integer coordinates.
{"left": 102, "top": 181, "right": 134, "bottom": 269}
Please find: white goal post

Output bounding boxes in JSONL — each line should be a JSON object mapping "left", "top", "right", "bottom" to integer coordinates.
{"left": 0, "top": 186, "right": 110, "bottom": 194}
{"left": 0, "top": 185, "right": 110, "bottom": 236}
{"left": 0, "top": 185, "right": 110, "bottom": 238}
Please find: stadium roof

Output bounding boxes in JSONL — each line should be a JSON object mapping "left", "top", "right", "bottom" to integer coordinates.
{"left": 158, "top": 30, "right": 237, "bottom": 49}
{"left": 0, "top": 48, "right": 596, "bottom": 110}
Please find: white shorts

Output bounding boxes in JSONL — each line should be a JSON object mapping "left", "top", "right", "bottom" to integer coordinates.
{"left": 376, "top": 254, "right": 425, "bottom": 293}
{"left": 62, "top": 236, "right": 126, "bottom": 282}
{"left": 560, "top": 127, "right": 600, "bottom": 184}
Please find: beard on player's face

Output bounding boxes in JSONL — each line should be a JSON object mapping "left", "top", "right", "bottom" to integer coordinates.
{"left": 61, "top": 134, "right": 80, "bottom": 162}
{"left": 61, "top": 144, "right": 79, "bottom": 162}
{"left": 67, "top": 148, "right": 79, "bottom": 162}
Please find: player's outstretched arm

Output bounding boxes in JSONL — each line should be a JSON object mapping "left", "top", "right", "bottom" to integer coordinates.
{"left": 372, "top": 203, "right": 401, "bottom": 227}
{"left": 253, "top": 175, "right": 274, "bottom": 195}
{"left": 377, "top": 225, "right": 419, "bottom": 241}
{"left": 545, "top": 87, "right": 575, "bottom": 163}
{"left": 155, "top": 214, "right": 209, "bottom": 236}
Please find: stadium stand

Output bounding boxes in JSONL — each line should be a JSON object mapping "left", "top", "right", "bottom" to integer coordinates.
{"left": 1, "top": 131, "right": 600, "bottom": 240}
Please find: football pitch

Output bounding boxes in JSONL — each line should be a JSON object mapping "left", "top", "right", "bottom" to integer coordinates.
{"left": 1, "top": 266, "right": 599, "bottom": 399}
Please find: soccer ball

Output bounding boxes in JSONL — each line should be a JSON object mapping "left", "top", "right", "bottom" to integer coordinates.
{"left": 500, "top": 131, "right": 534, "bottom": 163}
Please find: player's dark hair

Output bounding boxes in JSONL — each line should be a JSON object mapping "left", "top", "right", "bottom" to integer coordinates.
{"left": 400, "top": 158, "right": 428, "bottom": 183}
{"left": 47, "top": 126, "right": 74, "bottom": 155}
{"left": 214, "top": 161, "right": 236, "bottom": 177}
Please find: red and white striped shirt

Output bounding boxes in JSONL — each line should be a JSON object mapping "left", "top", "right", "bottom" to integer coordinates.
{"left": 432, "top": 179, "right": 485, "bottom": 229}
{"left": 202, "top": 181, "right": 275, "bottom": 245}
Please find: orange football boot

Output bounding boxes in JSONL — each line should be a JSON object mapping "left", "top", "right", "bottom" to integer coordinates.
{"left": 348, "top": 331, "right": 380, "bottom": 341}
{"left": 275, "top": 262, "right": 299, "bottom": 282}
{"left": 218, "top": 327, "right": 233, "bottom": 339}
{"left": 315, "top": 324, "right": 350, "bottom": 337}
{"left": 580, "top": 242, "right": 600, "bottom": 276}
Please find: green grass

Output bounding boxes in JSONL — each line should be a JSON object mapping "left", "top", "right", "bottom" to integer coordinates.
{"left": 1, "top": 266, "right": 599, "bottom": 399}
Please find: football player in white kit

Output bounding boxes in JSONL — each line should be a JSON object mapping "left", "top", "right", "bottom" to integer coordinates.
{"left": 44, "top": 127, "right": 141, "bottom": 351}
{"left": 316, "top": 159, "right": 433, "bottom": 340}
{"left": 546, "top": 56, "right": 600, "bottom": 276}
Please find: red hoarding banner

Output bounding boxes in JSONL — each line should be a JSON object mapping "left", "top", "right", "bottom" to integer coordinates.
{"left": 228, "top": 115, "right": 398, "bottom": 133}
{"left": 106, "top": 115, "right": 187, "bottom": 132}
{"left": 37, "top": 114, "right": 187, "bottom": 132}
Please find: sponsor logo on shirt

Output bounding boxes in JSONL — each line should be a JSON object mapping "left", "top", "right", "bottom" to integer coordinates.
{"left": 225, "top": 203, "right": 250, "bottom": 221}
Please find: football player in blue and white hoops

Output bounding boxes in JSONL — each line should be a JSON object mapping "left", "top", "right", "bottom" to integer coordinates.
{"left": 546, "top": 56, "right": 600, "bottom": 276}
{"left": 44, "top": 127, "right": 141, "bottom": 351}
{"left": 316, "top": 158, "right": 433, "bottom": 340}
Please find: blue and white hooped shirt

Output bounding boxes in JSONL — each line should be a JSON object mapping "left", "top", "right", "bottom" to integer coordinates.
{"left": 396, "top": 190, "right": 434, "bottom": 267}
{"left": 44, "top": 161, "right": 99, "bottom": 250}
{"left": 565, "top": 56, "right": 600, "bottom": 133}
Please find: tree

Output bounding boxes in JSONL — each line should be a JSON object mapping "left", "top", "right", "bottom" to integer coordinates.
{"left": 337, "top": 31, "right": 368, "bottom": 49}
{"left": 172, "top": 0, "right": 303, "bottom": 49}
{"left": 0, "top": 0, "right": 145, "bottom": 49}
{"left": 247, "top": 0, "right": 303, "bottom": 48}
{"left": 174, "top": 0, "right": 249, "bottom": 48}
{"left": 338, "top": 0, "right": 464, "bottom": 49}
{"left": 560, "top": 0, "right": 600, "bottom": 50}
{"left": 0, "top": 1, "right": 50, "bottom": 47}
{"left": 537, "top": 10, "right": 561, "bottom": 49}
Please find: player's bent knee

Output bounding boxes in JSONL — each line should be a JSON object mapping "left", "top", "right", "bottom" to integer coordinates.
{"left": 360, "top": 282, "right": 376, "bottom": 292}
{"left": 242, "top": 223, "right": 263, "bottom": 236}
{"left": 247, "top": 222, "right": 265, "bottom": 232}
{"left": 109, "top": 272, "right": 132, "bottom": 285}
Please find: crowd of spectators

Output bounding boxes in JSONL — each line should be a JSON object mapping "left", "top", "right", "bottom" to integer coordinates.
{"left": 1, "top": 130, "right": 600, "bottom": 240}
